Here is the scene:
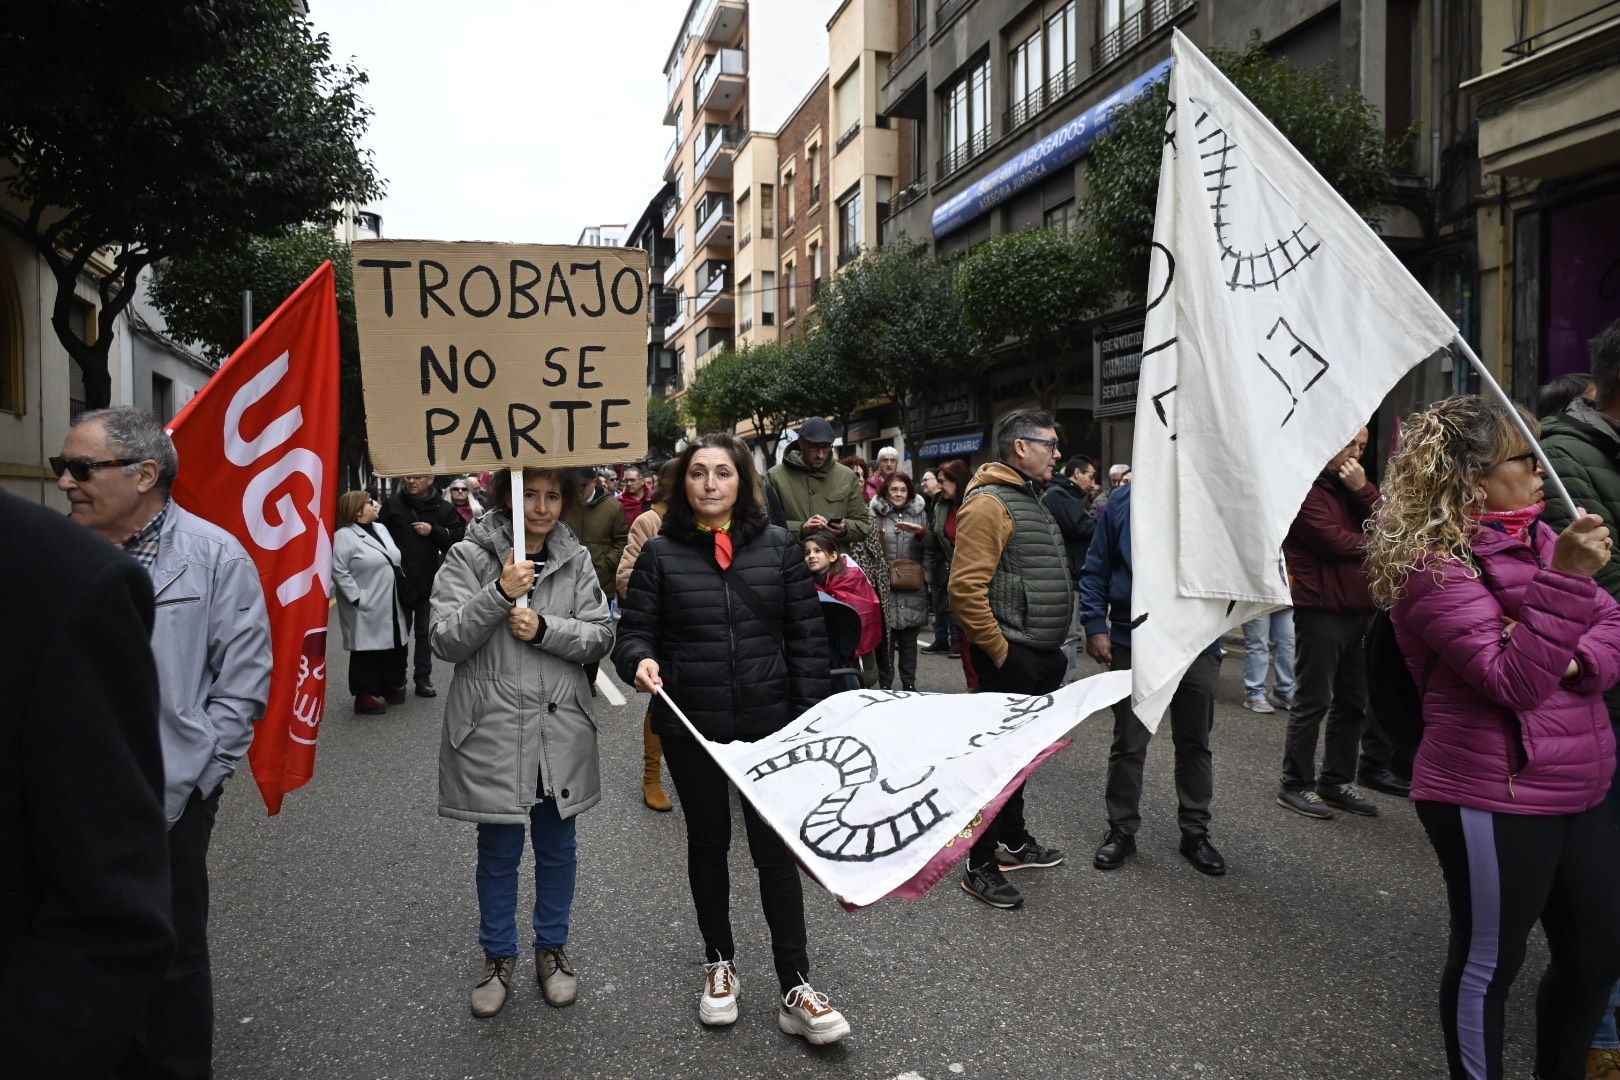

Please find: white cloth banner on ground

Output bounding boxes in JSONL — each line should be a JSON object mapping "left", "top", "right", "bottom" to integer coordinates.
{"left": 1129, "top": 30, "right": 1458, "bottom": 729}
{"left": 662, "top": 672, "right": 1130, "bottom": 909}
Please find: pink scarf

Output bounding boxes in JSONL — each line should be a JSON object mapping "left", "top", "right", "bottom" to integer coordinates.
{"left": 1476, "top": 499, "right": 1545, "bottom": 541}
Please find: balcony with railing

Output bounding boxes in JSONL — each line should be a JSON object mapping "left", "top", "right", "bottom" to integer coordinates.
{"left": 937, "top": 127, "right": 992, "bottom": 180}
{"left": 1094, "top": 0, "right": 1193, "bottom": 70}
{"left": 887, "top": 24, "right": 927, "bottom": 84}
{"left": 936, "top": 0, "right": 972, "bottom": 32}
{"left": 668, "top": 297, "right": 688, "bottom": 338}
{"left": 660, "top": 198, "right": 680, "bottom": 233}
{"left": 698, "top": 0, "right": 745, "bottom": 45}
{"left": 837, "top": 244, "right": 861, "bottom": 269}
{"left": 835, "top": 120, "right": 861, "bottom": 155}
{"left": 664, "top": 62, "right": 683, "bottom": 124}
{"left": 695, "top": 123, "right": 742, "bottom": 182}
{"left": 662, "top": 135, "right": 681, "bottom": 180}
{"left": 1004, "top": 61, "right": 1080, "bottom": 132}
{"left": 695, "top": 195, "right": 735, "bottom": 248}
{"left": 695, "top": 48, "right": 746, "bottom": 115}
{"left": 695, "top": 268, "right": 734, "bottom": 318}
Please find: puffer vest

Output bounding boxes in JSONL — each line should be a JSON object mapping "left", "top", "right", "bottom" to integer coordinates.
{"left": 965, "top": 479, "right": 1074, "bottom": 650}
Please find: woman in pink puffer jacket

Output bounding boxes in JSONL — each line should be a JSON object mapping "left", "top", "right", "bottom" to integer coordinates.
{"left": 1367, "top": 397, "right": 1620, "bottom": 1080}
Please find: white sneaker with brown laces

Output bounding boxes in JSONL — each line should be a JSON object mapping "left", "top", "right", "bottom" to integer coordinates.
{"left": 778, "top": 982, "right": 850, "bottom": 1045}
{"left": 698, "top": 960, "right": 738, "bottom": 1026}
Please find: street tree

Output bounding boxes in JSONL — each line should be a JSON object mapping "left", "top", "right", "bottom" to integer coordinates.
{"left": 0, "top": 0, "right": 381, "bottom": 409}
{"left": 816, "top": 239, "right": 985, "bottom": 452}
{"left": 645, "top": 391, "right": 684, "bottom": 458}
{"left": 147, "top": 228, "right": 368, "bottom": 478}
{"left": 685, "top": 340, "right": 817, "bottom": 465}
{"left": 790, "top": 329, "right": 885, "bottom": 438}
{"left": 955, "top": 226, "right": 1115, "bottom": 412}
{"left": 1084, "top": 38, "right": 1406, "bottom": 297}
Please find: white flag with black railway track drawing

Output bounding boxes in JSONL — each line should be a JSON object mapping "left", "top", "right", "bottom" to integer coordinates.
{"left": 658, "top": 672, "right": 1130, "bottom": 909}
{"left": 1128, "top": 31, "right": 1458, "bottom": 731}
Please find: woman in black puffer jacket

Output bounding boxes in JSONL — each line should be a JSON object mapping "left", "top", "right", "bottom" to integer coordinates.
{"left": 614, "top": 433, "right": 848, "bottom": 1045}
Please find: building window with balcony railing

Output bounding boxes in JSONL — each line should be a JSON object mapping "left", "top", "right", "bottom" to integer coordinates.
{"left": 1009, "top": 28, "right": 1045, "bottom": 130}
{"left": 784, "top": 262, "right": 797, "bottom": 320}
{"left": 939, "top": 57, "right": 990, "bottom": 178}
{"left": 837, "top": 188, "right": 862, "bottom": 266}
{"left": 761, "top": 270, "right": 776, "bottom": 326}
{"left": 1096, "top": 0, "right": 1189, "bottom": 69}
{"left": 1007, "top": 2, "right": 1078, "bottom": 131}
{"left": 760, "top": 184, "right": 775, "bottom": 239}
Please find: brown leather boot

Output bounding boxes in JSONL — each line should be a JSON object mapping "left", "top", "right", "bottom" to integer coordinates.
{"left": 642, "top": 712, "right": 671, "bottom": 812}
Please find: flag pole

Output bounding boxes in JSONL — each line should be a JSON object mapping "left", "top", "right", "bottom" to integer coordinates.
{"left": 510, "top": 467, "right": 529, "bottom": 610}
{"left": 655, "top": 686, "right": 708, "bottom": 743}
{"left": 1452, "top": 334, "right": 1580, "bottom": 522}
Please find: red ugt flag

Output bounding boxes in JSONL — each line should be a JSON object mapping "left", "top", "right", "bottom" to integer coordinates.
{"left": 167, "top": 262, "right": 341, "bottom": 815}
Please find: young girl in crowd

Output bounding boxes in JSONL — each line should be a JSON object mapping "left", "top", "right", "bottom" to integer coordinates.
{"left": 1366, "top": 397, "right": 1620, "bottom": 1079}
{"left": 803, "top": 531, "right": 883, "bottom": 685}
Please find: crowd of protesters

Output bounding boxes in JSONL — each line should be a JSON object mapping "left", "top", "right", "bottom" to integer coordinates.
{"left": 16, "top": 320, "right": 1620, "bottom": 1076}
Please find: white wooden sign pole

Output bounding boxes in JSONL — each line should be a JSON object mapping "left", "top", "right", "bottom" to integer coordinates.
{"left": 510, "top": 467, "right": 529, "bottom": 610}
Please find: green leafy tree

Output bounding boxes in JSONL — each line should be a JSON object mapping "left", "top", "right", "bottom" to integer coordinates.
{"left": 147, "top": 228, "right": 368, "bottom": 477}
{"left": 645, "top": 391, "right": 684, "bottom": 458}
{"left": 955, "top": 226, "right": 1115, "bottom": 411}
{"left": 816, "top": 239, "right": 985, "bottom": 452}
{"left": 790, "top": 329, "right": 885, "bottom": 437}
{"left": 1084, "top": 38, "right": 1407, "bottom": 297}
{"left": 0, "top": 0, "right": 381, "bottom": 409}
{"left": 685, "top": 340, "right": 817, "bottom": 465}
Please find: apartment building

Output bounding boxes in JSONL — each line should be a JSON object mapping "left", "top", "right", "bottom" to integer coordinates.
{"left": 775, "top": 75, "right": 832, "bottom": 335}
{"left": 575, "top": 224, "right": 628, "bottom": 247}
{"left": 878, "top": 0, "right": 1473, "bottom": 467}
{"left": 1463, "top": 1, "right": 1620, "bottom": 403}
{"left": 625, "top": 184, "right": 679, "bottom": 393}
{"left": 657, "top": 0, "right": 839, "bottom": 390}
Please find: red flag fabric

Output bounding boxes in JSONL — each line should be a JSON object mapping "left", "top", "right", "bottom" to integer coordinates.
{"left": 167, "top": 262, "right": 341, "bottom": 815}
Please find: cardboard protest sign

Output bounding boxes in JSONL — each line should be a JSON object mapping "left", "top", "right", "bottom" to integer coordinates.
{"left": 352, "top": 240, "right": 650, "bottom": 475}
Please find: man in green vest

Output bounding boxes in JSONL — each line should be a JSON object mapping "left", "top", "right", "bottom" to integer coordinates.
{"left": 949, "top": 409, "right": 1071, "bottom": 910}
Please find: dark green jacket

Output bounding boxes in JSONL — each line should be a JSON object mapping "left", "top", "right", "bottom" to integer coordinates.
{"left": 1540, "top": 398, "right": 1620, "bottom": 719}
{"left": 766, "top": 449, "right": 872, "bottom": 542}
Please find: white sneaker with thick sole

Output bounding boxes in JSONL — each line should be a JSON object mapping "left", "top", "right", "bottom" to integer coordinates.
{"left": 698, "top": 960, "right": 738, "bottom": 1026}
{"left": 778, "top": 982, "right": 850, "bottom": 1045}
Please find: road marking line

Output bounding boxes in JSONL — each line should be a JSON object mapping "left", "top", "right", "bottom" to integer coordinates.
{"left": 595, "top": 667, "right": 627, "bottom": 707}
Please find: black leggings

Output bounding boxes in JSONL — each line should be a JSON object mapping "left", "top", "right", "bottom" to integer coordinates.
{"left": 1416, "top": 800, "right": 1620, "bottom": 1079}
{"left": 661, "top": 735, "right": 809, "bottom": 997}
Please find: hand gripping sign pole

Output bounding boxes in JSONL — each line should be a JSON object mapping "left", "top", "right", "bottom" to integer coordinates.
{"left": 1452, "top": 334, "right": 1580, "bottom": 522}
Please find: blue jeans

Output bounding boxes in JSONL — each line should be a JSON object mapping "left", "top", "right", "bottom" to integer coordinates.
{"left": 1242, "top": 609, "right": 1296, "bottom": 699}
{"left": 475, "top": 799, "right": 575, "bottom": 958}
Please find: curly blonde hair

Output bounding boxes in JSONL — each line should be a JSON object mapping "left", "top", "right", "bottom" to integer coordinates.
{"left": 1365, "top": 396, "right": 1536, "bottom": 607}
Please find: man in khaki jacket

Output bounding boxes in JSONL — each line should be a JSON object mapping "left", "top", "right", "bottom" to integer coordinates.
{"left": 948, "top": 409, "right": 1072, "bottom": 911}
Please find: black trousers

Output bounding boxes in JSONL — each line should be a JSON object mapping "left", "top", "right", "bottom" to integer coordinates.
{"left": 408, "top": 594, "right": 433, "bottom": 680}
{"left": 1104, "top": 645, "right": 1219, "bottom": 838}
{"left": 877, "top": 626, "right": 920, "bottom": 689}
{"left": 1416, "top": 800, "right": 1620, "bottom": 1080}
{"left": 662, "top": 736, "right": 809, "bottom": 997}
{"left": 967, "top": 642, "right": 1065, "bottom": 868}
{"left": 120, "top": 786, "right": 219, "bottom": 1080}
{"left": 347, "top": 646, "right": 407, "bottom": 696}
{"left": 1282, "top": 610, "right": 1370, "bottom": 790}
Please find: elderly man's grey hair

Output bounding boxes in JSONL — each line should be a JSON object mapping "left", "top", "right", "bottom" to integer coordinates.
{"left": 994, "top": 409, "right": 1057, "bottom": 462}
{"left": 1109, "top": 463, "right": 1131, "bottom": 482}
{"left": 76, "top": 406, "right": 180, "bottom": 492}
{"left": 875, "top": 446, "right": 899, "bottom": 462}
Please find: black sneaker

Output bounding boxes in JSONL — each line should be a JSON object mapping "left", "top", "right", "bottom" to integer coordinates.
{"left": 1357, "top": 767, "right": 1411, "bottom": 798}
{"left": 1276, "top": 788, "right": 1335, "bottom": 819}
{"left": 1317, "top": 783, "right": 1378, "bottom": 817}
{"left": 995, "top": 838, "right": 1066, "bottom": 871}
{"left": 961, "top": 863, "right": 1024, "bottom": 909}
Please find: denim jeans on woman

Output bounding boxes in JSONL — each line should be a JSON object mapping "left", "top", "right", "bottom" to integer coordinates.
{"left": 475, "top": 797, "right": 575, "bottom": 957}
{"left": 1241, "top": 609, "right": 1295, "bottom": 701}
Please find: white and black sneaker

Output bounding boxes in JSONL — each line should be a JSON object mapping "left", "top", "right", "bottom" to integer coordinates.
{"left": 994, "top": 838, "right": 1066, "bottom": 871}
{"left": 962, "top": 863, "right": 1024, "bottom": 908}
{"left": 698, "top": 960, "right": 738, "bottom": 1026}
{"left": 1318, "top": 783, "right": 1379, "bottom": 817}
{"left": 1277, "top": 788, "right": 1335, "bottom": 820}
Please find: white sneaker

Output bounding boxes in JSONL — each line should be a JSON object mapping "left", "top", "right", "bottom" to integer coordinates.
{"left": 778, "top": 982, "right": 850, "bottom": 1045}
{"left": 698, "top": 960, "right": 738, "bottom": 1026}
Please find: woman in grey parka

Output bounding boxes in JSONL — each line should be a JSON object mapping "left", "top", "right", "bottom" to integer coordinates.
{"left": 431, "top": 467, "right": 614, "bottom": 1020}
{"left": 868, "top": 473, "right": 930, "bottom": 690}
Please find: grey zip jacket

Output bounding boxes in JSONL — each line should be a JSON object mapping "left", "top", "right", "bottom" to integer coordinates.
{"left": 430, "top": 511, "right": 614, "bottom": 823}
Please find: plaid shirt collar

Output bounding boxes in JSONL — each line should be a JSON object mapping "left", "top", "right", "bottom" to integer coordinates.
{"left": 122, "top": 500, "right": 171, "bottom": 572}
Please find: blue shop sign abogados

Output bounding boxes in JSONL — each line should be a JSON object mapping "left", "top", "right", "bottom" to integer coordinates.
{"left": 931, "top": 58, "right": 1171, "bottom": 240}
{"left": 917, "top": 430, "right": 986, "bottom": 458}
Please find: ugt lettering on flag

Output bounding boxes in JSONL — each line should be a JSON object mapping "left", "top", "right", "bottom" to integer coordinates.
{"left": 168, "top": 263, "right": 341, "bottom": 814}
{"left": 1125, "top": 32, "right": 1460, "bottom": 731}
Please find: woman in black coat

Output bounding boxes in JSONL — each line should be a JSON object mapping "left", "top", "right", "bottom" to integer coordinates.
{"left": 614, "top": 433, "right": 849, "bottom": 1046}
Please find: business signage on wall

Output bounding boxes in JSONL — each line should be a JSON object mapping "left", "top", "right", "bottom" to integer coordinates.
{"left": 1093, "top": 318, "right": 1146, "bottom": 420}
{"left": 931, "top": 58, "right": 1171, "bottom": 240}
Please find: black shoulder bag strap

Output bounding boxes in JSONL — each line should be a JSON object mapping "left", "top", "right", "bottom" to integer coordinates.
{"left": 702, "top": 557, "right": 785, "bottom": 647}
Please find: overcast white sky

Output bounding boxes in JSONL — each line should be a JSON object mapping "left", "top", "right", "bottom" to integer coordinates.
{"left": 309, "top": 1, "right": 680, "bottom": 244}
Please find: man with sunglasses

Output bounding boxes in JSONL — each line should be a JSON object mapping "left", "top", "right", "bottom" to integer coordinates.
{"left": 53, "top": 406, "right": 271, "bottom": 1078}
{"left": 949, "top": 409, "right": 1071, "bottom": 909}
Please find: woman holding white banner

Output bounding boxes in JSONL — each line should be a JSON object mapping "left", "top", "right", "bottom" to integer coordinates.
{"left": 430, "top": 468, "right": 614, "bottom": 1020}
{"left": 613, "top": 432, "right": 849, "bottom": 1045}
{"left": 1367, "top": 397, "right": 1620, "bottom": 1080}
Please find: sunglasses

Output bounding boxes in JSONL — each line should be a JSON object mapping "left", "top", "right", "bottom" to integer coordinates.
{"left": 448, "top": 486, "right": 468, "bottom": 492}
{"left": 50, "top": 456, "right": 138, "bottom": 482}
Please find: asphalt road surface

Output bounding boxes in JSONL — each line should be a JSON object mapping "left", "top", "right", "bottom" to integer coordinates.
{"left": 209, "top": 624, "right": 1542, "bottom": 1079}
